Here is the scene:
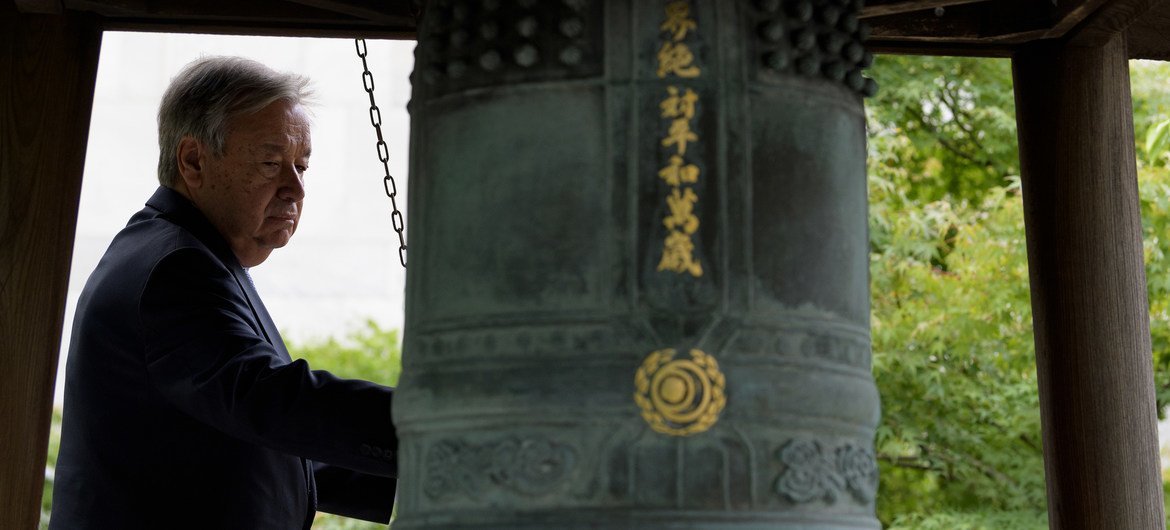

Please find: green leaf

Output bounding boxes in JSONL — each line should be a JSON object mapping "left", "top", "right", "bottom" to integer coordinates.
{"left": 1146, "top": 119, "right": 1170, "bottom": 167}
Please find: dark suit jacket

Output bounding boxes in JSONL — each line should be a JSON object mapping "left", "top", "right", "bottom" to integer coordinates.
{"left": 50, "top": 186, "right": 397, "bottom": 530}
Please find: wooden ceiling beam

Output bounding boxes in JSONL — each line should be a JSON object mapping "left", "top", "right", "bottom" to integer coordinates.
{"left": 63, "top": 0, "right": 404, "bottom": 22}
{"left": 866, "top": 0, "right": 1054, "bottom": 44}
{"left": 1127, "top": 2, "right": 1170, "bottom": 59}
{"left": 283, "top": 0, "right": 415, "bottom": 27}
{"left": 97, "top": 19, "right": 414, "bottom": 39}
{"left": 866, "top": 39, "right": 1014, "bottom": 57}
{"left": 860, "top": 0, "right": 992, "bottom": 19}
{"left": 1066, "top": 0, "right": 1167, "bottom": 45}
{"left": 13, "top": 0, "right": 62, "bottom": 14}
{"left": 57, "top": 0, "right": 416, "bottom": 38}
{"left": 861, "top": 0, "right": 1170, "bottom": 60}
{"left": 1037, "top": 0, "right": 1112, "bottom": 39}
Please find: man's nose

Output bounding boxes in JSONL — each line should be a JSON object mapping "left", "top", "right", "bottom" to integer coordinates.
{"left": 279, "top": 164, "right": 305, "bottom": 202}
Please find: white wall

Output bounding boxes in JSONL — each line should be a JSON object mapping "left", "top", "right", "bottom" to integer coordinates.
{"left": 59, "top": 32, "right": 415, "bottom": 403}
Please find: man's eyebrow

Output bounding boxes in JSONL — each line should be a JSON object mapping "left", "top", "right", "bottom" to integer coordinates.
{"left": 258, "top": 143, "right": 311, "bottom": 158}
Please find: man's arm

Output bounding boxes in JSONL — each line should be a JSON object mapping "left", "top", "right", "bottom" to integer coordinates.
{"left": 313, "top": 462, "right": 397, "bottom": 523}
{"left": 139, "top": 247, "right": 397, "bottom": 477}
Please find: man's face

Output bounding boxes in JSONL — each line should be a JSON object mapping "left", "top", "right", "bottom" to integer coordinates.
{"left": 179, "top": 99, "right": 312, "bottom": 267}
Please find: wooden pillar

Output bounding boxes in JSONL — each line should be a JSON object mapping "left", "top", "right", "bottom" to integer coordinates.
{"left": 0, "top": 4, "right": 102, "bottom": 529}
{"left": 1013, "top": 35, "right": 1166, "bottom": 529}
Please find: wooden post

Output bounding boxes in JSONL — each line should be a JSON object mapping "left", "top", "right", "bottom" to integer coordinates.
{"left": 1013, "top": 35, "right": 1166, "bottom": 529}
{"left": 0, "top": 5, "right": 102, "bottom": 529}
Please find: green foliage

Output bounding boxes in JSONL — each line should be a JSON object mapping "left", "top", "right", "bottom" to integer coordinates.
{"left": 1131, "top": 60, "right": 1170, "bottom": 147}
{"left": 866, "top": 55, "right": 1019, "bottom": 204}
{"left": 40, "top": 408, "right": 62, "bottom": 529}
{"left": 886, "top": 510, "right": 1048, "bottom": 530}
{"left": 867, "top": 57, "right": 1045, "bottom": 526}
{"left": 311, "top": 512, "right": 390, "bottom": 530}
{"left": 869, "top": 175, "right": 1046, "bottom": 523}
{"left": 1141, "top": 164, "right": 1170, "bottom": 415}
{"left": 287, "top": 319, "right": 403, "bottom": 387}
{"left": 1147, "top": 119, "right": 1170, "bottom": 168}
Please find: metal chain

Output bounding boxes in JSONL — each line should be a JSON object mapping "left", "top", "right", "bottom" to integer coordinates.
{"left": 355, "top": 38, "right": 407, "bottom": 268}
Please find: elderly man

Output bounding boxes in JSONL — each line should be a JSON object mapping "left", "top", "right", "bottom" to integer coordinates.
{"left": 50, "top": 57, "right": 397, "bottom": 529}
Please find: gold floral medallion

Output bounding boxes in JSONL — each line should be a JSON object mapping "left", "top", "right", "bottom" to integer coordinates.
{"left": 634, "top": 348, "right": 726, "bottom": 436}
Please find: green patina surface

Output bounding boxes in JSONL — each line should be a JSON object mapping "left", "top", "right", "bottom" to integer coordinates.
{"left": 395, "top": 1, "right": 879, "bottom": 527}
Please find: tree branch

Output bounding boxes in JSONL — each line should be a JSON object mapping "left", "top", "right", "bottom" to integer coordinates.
{"left": 877, "top": 452, "right": 943, "bottom": 472}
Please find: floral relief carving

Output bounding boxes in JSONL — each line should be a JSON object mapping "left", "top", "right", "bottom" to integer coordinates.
{"left": 774, "top": 438, "right": 877, "bottom": 504}
{"left": 425, "top": 437, "right": 577, "bottom": 500}
{"left": 775, "top": 439, "right": 845, "bottom": 502}
{"left": 836, "top": 441, "right": 878, "bottom": 502}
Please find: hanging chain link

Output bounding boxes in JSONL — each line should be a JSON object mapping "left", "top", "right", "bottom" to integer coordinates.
{"left": 355, "top": 38, "right": 407, "bottom": 268}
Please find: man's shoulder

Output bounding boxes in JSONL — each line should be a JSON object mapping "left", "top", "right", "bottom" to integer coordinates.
{"left": 117, "top": 186, "right": 233, "bottom": 266}
{"left": 111, "top": 213, "right": 217, "bottom": 267}
{"left": 85, "top": 211, "right": 229, "bottom": 302}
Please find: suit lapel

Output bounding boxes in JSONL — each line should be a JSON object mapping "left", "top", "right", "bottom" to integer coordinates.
{"left": 142, "top": 188, "right": 292, "bottom": 363}
{"left": 233, "top": 267, "right": 293, "bottom": 363}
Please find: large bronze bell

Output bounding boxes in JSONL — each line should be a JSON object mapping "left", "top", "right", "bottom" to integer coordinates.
{"left": 395, "top": 1, "right": 879, "bottom": 527}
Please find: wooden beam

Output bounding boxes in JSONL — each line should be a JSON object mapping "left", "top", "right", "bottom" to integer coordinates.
{"left": 867, "top": 39, "right": 1014, "bottom": 57}
{"left": 1013, "top": 34, "right": 1167, "bottom": 530}
{"left": 1066, "top": 0, "right": 1166, "bottom": 46}
{"left": 14, "top": 0, "right": 63, "bottom": 14}
{"left": 859, "top": 0, "right": 1170, "bottom": 57}
{"left": 98, "top": 19, "right": 415, "bottom": 39}
{"left": 866, "top": 0, "right": 1059, "bottom": 46}
{"left": 284, "top": 0, "right": 416, "bottom": 25}
{"left": 63, "top": 0, "right": 418, "bottom": 37}
{"left": 0, "top": 5, "right": 102, "bottom": 530}
{"left": 1040, "top": 0, "right": 1112, "bottom": 39}
{"left": 1127, "top": 1, "right": 1170, "bottom": 59}
{"left": 860, "top": 0, "right": 991, "bottom": 19}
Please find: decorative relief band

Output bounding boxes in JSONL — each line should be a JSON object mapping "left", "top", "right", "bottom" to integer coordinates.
{"left": 634, "top": 348, "right": 727, "bottom": 436}
{"left": 749, "top": 0, "right": 877, "bottom": 96}
{"left": 774, "top": 438, "right": 877, "bottom": 504}
{"left": 411, "top": 325, "right": 641, "bottom": 363}
{"left": 424, "top": 437, "right": 578, "bottom": 499}
{"left": 728, "top": 327, "right": 871, "bottom": 369}
{"left": 414, "top": 0, "right": 602, "bottom": 97}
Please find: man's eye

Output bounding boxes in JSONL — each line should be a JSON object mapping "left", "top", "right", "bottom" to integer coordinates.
{"left": 295, "top": 165, "right": 309, "bottom": 173}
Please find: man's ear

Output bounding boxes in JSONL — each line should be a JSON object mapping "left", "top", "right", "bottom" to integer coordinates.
{"left": 176, "top": 136, "right": 206, "bottom": 190}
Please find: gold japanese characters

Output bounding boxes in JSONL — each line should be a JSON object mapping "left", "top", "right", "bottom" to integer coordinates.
{"left": 655, "top": 0, "right": 704, "bottom": 278}
{"left": 636, "top": 2, "right": 726, "bottom": 438}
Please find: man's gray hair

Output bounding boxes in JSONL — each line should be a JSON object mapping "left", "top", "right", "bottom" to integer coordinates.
{"left": 157, "top": 56, "right": 313, "bottom": 187}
